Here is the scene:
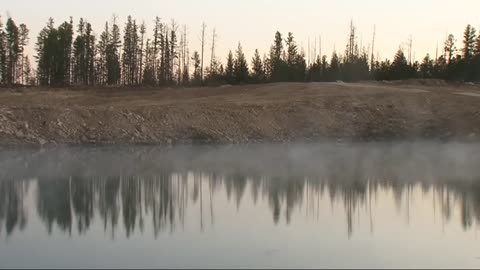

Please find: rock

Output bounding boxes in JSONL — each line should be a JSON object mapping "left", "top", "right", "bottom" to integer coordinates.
{"left": 38, "top": 138, "right": 47, "bottom": 145}
{"left": 15, "top": 130, "right": 24, "bottom": 138}
{"left": 166, "top": 138, "right": 172, "bottom": 144}
{"left": 24, "top": 122, "right": 29, "bottom": 129}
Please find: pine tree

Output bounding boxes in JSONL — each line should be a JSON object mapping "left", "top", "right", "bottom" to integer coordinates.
{"left": 224, "top": 50, "right": 235, "bottom": 84}
{"left": 138, "top": 22, "right": 146, "bottom": 84}
{"left": 23, "top": 55, "right": 32, "bottom": 84}
{"left": 86, "top": 22, "right": 95, "bottom": 85}
{"left": 269, "top": 31, "right": 285, "bottom": 81}
{"left": 56, "top": 19, "right": 74, "bottom": 85}
{"left": 18, "top": 24, "right": 29, "bottom": 84}
{"left": 234, "top": 43, "right": 248, "bottom": 83}
{"left": 345, "top": 20, "right": 357, "bottom": 63}
{"left": 142, "top": 38, "right": 155, "bottom": 85}
{"left": 285, "top": 32, "right": 297, "bottom": 68}
{"left": 444, "top": 34, "right": 456, "bottom": 64}
{"left": 107, "top": 16, "right": 121, "bottom": 85}
{"left": 163, "top": 33, "right": 170, "bottom": 84}
{"left": 6, "top": 18, "right": 20, "bottom": 84}
{"left": 97, "top": 22, "right": 110, "bottom": 85}
{"left": 122, "top": 16, "right": 139, "bottom": 85}
{"left": 251, "top": 49, "right": 265, "bottom": 82}
{"left": 420, "top": 54, "right": 434, "bottom": 78}
{"left": 131, "top": 20, "right": 139, "bottom": 84}
{"left": 152, "top": 16, "right": 162, "bottom": 84}
{"left": 284, "top": 32, "right": 305, "bottom": 81}
{"left": 328, "top": 51, "right": 340, "bottom": 81}
{"left": 122, "top": 16, "right": 131, "bottom": 84}
{"left": 0, "top": 17, "right": 7, "bottom": 84}
{"left": 191, "top": 50, "right": 201, "bottom": 84}
{"left": 35, "top": 18, "right": 55, "bottom": 85}
{"left": 169, "top": 23, "right": 177, "bottom": 84}
{"left": 73, "top": 18, "right": 86, "bottom": 84}
{"left": 36, "top": 18, "right": 73, "bottom": 86}
{"left": 389, "top": 48, "right": 416, "bottom": 80}
{"left": 463, "top": 24, "right": 476, "bottom": 60}
{"left": 475, "top": 33, "right": 480, "bottom": 56}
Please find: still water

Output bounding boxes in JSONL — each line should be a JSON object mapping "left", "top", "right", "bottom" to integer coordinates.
{"left": 1, "top": 142, "right": 480, "bottom": 268}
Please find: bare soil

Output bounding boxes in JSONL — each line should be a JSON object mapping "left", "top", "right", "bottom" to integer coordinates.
{"left": 1, "top": 80, "right": 480, "bottom": 145}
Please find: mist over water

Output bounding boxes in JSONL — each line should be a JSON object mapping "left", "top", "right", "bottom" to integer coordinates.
{"left": 1, "top": 142, "right": 480, "bottom": 268}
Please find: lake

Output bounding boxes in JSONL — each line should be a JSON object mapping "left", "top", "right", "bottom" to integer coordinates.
{"left": 1, "top": 142, "right": 480, "bottom": 268}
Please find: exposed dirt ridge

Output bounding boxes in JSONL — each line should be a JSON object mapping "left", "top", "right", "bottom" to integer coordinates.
{"left": 0, "top": 81, "right": 479, "bottom": 145}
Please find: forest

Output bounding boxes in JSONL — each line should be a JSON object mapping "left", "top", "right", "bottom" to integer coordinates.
{"left": 1, "top": 15, "right": 480, "bottom": 87}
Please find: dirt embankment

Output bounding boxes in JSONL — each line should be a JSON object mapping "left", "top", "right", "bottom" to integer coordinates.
{"left": 0, "top": 81, "right": 480, "bottom": 145}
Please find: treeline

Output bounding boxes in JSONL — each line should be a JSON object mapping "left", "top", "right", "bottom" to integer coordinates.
{"left": 0, "top": 16, "right": 32, "bottom": 85}
{"left": 2, "top": 14, "right": 480, "bottom": 87}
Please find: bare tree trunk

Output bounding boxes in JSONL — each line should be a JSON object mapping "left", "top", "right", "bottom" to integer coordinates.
{"left": 371, "top": 25, "right": 376, "bottom": 71}
{"left": 210, "top": 28, "right": 217, "bottom": 75}
{"left": 183, "top": 25, "right": 187, "bottom": 84}
{"left": 200, "top": 22, "right": 206, "bottom": 84}
{"left": 178, "top": 28, "right": 183, "bottom": 85}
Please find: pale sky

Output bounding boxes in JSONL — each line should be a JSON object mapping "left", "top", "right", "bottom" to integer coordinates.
{"left": 3, "top": 0, "right": 480, "bottom": 66}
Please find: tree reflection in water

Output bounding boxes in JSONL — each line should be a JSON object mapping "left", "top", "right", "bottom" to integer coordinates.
{"left": 0, "top": 143, "right": 480, "bottom": 238}
{"left": 0, "top": 175, "right": 479, "bottom": 238}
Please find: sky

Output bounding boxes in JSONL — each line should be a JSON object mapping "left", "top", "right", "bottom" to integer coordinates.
{"left": 3, "top": 0, "right": 480, "bottom": 66}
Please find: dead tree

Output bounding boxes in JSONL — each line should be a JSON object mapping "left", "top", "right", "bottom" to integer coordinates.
{"left": 200, "top": 22, "right": 206, "bottom": 84}
{"left": 371, "top": 25, "right": 376, "bottom": 70}
{"left": 210, "top": 28, "right": 217, "bottom": 71}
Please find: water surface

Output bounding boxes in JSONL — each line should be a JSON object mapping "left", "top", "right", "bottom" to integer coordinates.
{"left": 1, "top": 142, "right": 480, "bottom": 268}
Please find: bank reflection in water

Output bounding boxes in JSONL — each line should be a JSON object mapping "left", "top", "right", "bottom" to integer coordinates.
{"left": 1, "top": 174, "right": 480, "bottom": 238}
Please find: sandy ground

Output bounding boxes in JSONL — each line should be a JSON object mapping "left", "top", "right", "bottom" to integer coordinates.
{"left": 0, "top": 80, "right": 479, "bottom": 145}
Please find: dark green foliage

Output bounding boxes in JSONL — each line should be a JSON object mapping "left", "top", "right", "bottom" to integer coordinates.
{"left": 36, "top": 18, "right": 74, "bottom": 86}
{"left": 373, "top": 59, "right": 391, "bottom": 81}
{"left": 374, "top": 49, "right": 416, "bottom": 80}
{"left": 25, "top": 18, "right": 480, "bottom": 87}
{"left": 191, "top": 51, "right": 201, "bottom": 85}
{"left": 251, "top": 49, "right": 265, "bottom": 83}
{"left": 72, "top": 19, "right": 95, "bottom": 85}
{"left": 0, "top": 17, "right": 7, "bottom": 84}
{"left": 168, "top": 25, "right": 177, "bottom": 85}
{"left": 142, "top": 39, "right": 156, "bottom": 85}
{"left": 285, "top": 32, "right": 306, "bottom": 81}
{"left": 96, "top": 22, "right": 110, "bottom": 85}
{"left": 224, "top": 51, "right": 235, "bottom": 84}
{"left": 5, "top": 18, "right": 19, "bottom": 84}
{"left": 234, "top": 43, "right": 249, "bottom": 83}
{"left": 205, "top": 59, "right": 223, "bottom": 85}
{"left": 326, "top": 52, "right": 340, "bottom": 81}
{"left": 463, "top": 25, "right": 476, "bottom": 60}
{"left": 444, "top": 34, "right": 456, "bottom": 64}
{"left": 389, "top": 49, "right": 417, "bottom": 80}
{"left": 419, "top": 54, "right": 434, "bottom": 78}
{"left": 268, "top": 31, "right": 287, "bottom": 82}
{"left": 121, "top": 16, "right": 139, "bottom": 85}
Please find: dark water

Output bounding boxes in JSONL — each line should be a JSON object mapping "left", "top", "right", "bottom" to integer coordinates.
{"left": 1, "top": 142, "right": 480, "bottom": 268}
